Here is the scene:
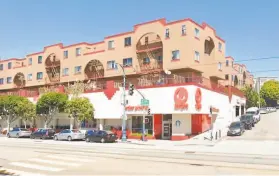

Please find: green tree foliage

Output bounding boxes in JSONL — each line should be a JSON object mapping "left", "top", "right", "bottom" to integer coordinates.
{"left": 0, "top": 95, "right": 35, "bottom": 131}
{"left": 260, "top": 80, "right": 279, "bottom": 101}
{"left": 241, "top": 86, "right": 263, "bottom": 108}
{"left": 36, "top": 92, "right": 68, "bottom": 128}
{"left": 65, "top": 97, "right": 94, "bottom": 128}
{"left": 17, "top": 99, "right": 36, "bottom": 128}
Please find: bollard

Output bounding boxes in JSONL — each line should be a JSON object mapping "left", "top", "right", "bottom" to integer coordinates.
{"left": 219, "top": 130, "right": 221, "bottom": 138}
{"left": 215, "top": 132, "right": 218, "bottom": 140}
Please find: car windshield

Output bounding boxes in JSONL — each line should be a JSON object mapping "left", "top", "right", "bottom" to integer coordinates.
{"left": 71, "top": 130, "right": 81, "bottom": 133}
{"left": 230, "top": 122, "right": 240, "bottom": 128}
{"left": 20, "top": 129, "right": 29, "bottom": 131}
{"left": 246, "top": 111, "right": 255, "bottom": 115}
{"left": 240, "top": 115, "right": 252, "bottom": 120}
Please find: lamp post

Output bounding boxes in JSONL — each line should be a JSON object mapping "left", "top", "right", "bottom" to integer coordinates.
{"left": 116, "top": 63, "right": 127, "bottom": 142}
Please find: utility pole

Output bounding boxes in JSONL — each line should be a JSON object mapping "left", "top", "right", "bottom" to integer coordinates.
{"left": 116, "top": 63, "right": 127, "bottom": 142}
{"left": 257, "top": 77, "right": 261, "bottom": 109}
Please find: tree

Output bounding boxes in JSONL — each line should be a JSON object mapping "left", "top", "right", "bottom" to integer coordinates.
{"left": 260, "top": 80, "right": 279, "bottom": 106}
{"left": 17, "top": 99, "right": 36, "bottom": 128}
{"left": 36, "top": 92, "right": 68, "bottom": 128}
{"left": 241, "top": 86, "right": 260, "bottom": 108}
{"left": 65, "top": 97, "right": 94, "bottom": 129}
{"left": 0, "top": 95, "right": 33, "bottom": 132}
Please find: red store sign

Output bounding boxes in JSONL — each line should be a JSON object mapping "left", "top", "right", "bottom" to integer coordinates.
{"left": 125, "top": 106, "right": 149, "bottom": 111}
{"left": 174, "top": 87, "right": 189, "bottom": 110}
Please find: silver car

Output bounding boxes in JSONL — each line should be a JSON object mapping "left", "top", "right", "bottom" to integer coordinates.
{"left": 7, "top": 128, "right": 32, "bottom": 138}
{"left": 53, "top": 129, "right": 84, "bottom": 141}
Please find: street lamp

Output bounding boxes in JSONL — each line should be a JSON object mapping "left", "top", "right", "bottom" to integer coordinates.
{"left": 115, "top": 63, "right": 127, "bottom": 142}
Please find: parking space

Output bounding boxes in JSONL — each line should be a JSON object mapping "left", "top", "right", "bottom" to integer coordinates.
{"left": 227, "top": 110, "right": 279, "bottom": 141}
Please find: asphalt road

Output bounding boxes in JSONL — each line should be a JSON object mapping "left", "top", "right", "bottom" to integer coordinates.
{"left": 0, "top": 111, "right": 278, "bottom": 175}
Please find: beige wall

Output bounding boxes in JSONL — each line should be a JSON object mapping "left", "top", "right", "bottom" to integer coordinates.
{"left": 172, "top": 114, "right": 192, "bottom": 135}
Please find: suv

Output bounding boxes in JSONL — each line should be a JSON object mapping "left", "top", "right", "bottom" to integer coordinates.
{"left": 246, "top": 107, "right": 260, "bottom": 123}
{"left": 30, "top": 128, "right": 55, "bottom": 139}
{"left": 240, "top": 114, "right": 254, "bottom": 130}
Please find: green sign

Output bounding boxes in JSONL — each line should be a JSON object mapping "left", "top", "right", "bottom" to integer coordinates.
{"left": 141, "top": 99, "right": 149, "bottom": 106}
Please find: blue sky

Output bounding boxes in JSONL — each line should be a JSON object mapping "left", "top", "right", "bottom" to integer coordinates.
{"left": 0, "top": 0, "right": 278, "bottom": 77}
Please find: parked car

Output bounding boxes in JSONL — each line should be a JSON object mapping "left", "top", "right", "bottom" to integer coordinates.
{"left": 227, "top": 121, "right": 245, "bottom": 136}
{"left": 80, "top": 128, "right": 98, "bottom": 140}
{"left": 259, "top": 108, "right": 268, "bottom": 114}
{"left": 7, "top": 128, "right": 32, "bottom": 138}
{"left": 85, "top": 130, "right": 117, "bottom": 143}
{"left": 240, "top": 114, "right": 254, "bottom": 130}
{"left": 30, "top": 128, "right": 55, "bottom": 139}
{"left": 53, "top": 129, "right": 84, "bottom": 141}
{"left": 246, "top": 107, "right": 260, "bottom": 123}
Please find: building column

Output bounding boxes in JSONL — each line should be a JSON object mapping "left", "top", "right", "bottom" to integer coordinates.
{"left": 98, "top": 119, "right": 104, "bottom": 130}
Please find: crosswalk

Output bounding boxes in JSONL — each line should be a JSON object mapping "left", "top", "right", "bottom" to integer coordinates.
{"left": 0, "top": 153, "right": 99, "bottom": 176}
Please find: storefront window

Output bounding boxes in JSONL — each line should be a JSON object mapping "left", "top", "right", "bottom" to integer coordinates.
{"left": 132, "top": 116, "right": 153, "bottom": 135}
{"left": 163, "top": 114, "right": 172, "bottom": 121}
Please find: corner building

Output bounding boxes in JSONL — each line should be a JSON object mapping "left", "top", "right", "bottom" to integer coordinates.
{"left": 0, "top": 18, "right": 251, "bottom": 140}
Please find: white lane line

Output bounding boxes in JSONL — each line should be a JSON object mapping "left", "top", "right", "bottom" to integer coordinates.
{"left": 9, "top": 162, "right": 64, "bottom": 172}
{"left": 46, "top": 155, "right": 93, "bottom": 162}
{"left": 29, "top": 158, "right": 81, "bottom": 167}
{"left": 0, "top": 168, "right": 46, "bottom": 176}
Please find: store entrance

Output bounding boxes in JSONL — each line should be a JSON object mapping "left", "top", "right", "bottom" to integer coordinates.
{"left": 162, "top": 114, "right": 172, "bottom": 140}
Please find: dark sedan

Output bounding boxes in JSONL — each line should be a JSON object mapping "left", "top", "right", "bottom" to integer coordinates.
{"left": 30, "top": 128, "right": 55, "bottom": 139}
{"left": 85, "top": 130, "right": 117, "bottom": 143}
{"left": 227, "top": 121, "right": 245, "bottom": 136}
{"left": 240, "top": 114, "right": 254, "bottom": 130}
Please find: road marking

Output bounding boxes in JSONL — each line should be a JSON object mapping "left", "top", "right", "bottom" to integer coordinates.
{"left": 29, "top": 158, "right": 81, "bottom": 167}
{"left": 0, "top": 168, "right": 46, "bottom": 176}
{"left": 47, "top": 155, "right": 93, "bottom": 162}
{"left": 10, "top": 162, "right": 64, "bottom": 172}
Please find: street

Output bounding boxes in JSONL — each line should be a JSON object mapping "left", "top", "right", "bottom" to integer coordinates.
{"left": 1, "top": 111, "right": 279, "bottom": 175}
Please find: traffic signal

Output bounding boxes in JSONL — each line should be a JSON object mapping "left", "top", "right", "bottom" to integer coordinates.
{"left": 129, "top": 84, "right": 134, "bottom": 96}
{"left": 148, "top": 108, "right": 151, "bottom": 115}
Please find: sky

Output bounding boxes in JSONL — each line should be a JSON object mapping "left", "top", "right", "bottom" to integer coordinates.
{"left": 0, "top": 0, "right": 279, "bottom": 78}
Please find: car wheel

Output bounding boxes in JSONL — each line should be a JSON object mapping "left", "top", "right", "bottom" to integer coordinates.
{"left": 252, "top": 123, "right": 255, "bottom": 127}
{"left": 68, "top": 136, "right": 72, "bottom": 141}
{"left": 86, "top": 137, "right": 90, "bottom": 143}
{"left": 100, "top": 138, "right": 105, "bottom": 143}
{"left": 54, "top": 136, "right": 58, "bottom": 141}
{"left": 30, "top": 135, "right": 34, "bottom": 139}
{"left": 7, "top": 133, "right": 10, "bottom": 138}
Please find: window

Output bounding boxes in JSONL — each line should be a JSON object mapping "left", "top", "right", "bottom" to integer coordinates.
{"left": 231, "top": 75, "right": 234, "bottom": 81}
{"left": 107, "top": 60, "right": 117, "bottom": 69}
{"left": 7, "top": 77, "right": 12, "bottom": 84}
{"left": 37, "top": 72, "right": 43, "bottom": 80}
{"left": 157, "top": 56, "right": 163, "bottom": 63}
{"left": 0, "top": 78, "right": 4, "bottom": 85}
{"left": 63, "top": 68, "right": 69, "bottom": 76}
{"left": 27, "top": 74, "right": 32, "bottom": 81}
{"left": 144, "top": 37, "right": 148, "bottom": 45}
{"left": 225, "top": 74, "right": 229, "bottom": 80}
{"left": 132, "top": 116, "right": 153, "bottom": 135}
{"left": 218, "top": 62, "right": 222, "bottom": 70}
{"left": 8, "top": 62, "right": 12, "bottom": 69}
{"left": 76, "top": 48, "right": 81, "bottom": 56}
{"left": 28, "top": 58, "right": 32, "bottom": 65}
{"left": 74, "top": 66, "right": 82, "bottom": 74}
{"left": 124, "top": 37, "right": 131, "bottom": 46}
{"left": 108, "top": 40, "right": 115, "bottom": 49}
{"left": 182, "top": 25, "right": 186, "bottom": 35}
{"left": 172, "top": 50, "right": 180, "bottom": 60}
{"left": 0, "top": 64, "right": 3, "bottom": 71}
{"left": 226, "top": 60, "right": 229, "bottom": 67}
{"left": 38, "top": 56, "right": 42, "bottom": 64}
{"left": 195, "top": 28, "right": 200, "bottom": 38}
{"left": 143, "top": 58, "right": 150, "bottom": 64}
{"left": 218, "top": 42, "right": 222, "bottom": 51}
{"left": 194, "top": 51, "right": 200, "bottom": 61}
{"left": 123, "top": 58, "right": 132, "bottom": 67}
{"left": 64, "top": 50, "right": 68, "bottom": 58}
{"left": 165, "top": 28, "right": 170, "bottom": 38}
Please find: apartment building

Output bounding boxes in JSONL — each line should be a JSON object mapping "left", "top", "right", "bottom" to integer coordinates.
{"left": 0, "top": 18, "right": 249, "bottom": 140}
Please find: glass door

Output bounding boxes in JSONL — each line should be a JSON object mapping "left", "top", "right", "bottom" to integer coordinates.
{"left": 162, "top": 121, "right": 171, "bottom": 140}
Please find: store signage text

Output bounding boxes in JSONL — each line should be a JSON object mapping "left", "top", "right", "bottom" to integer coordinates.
{"left": 125, "top": 106, "right": 149, "bottom": 111}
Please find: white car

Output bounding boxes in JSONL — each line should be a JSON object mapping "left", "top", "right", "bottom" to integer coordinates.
{"left": 246, "top": 107, "right": 260, "bottom": 123}
{"left": 53, "top": 129, "right": 84, "bottom": 141}
{"left": 259, "top": 108, "right": 268, "bottom": 114}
